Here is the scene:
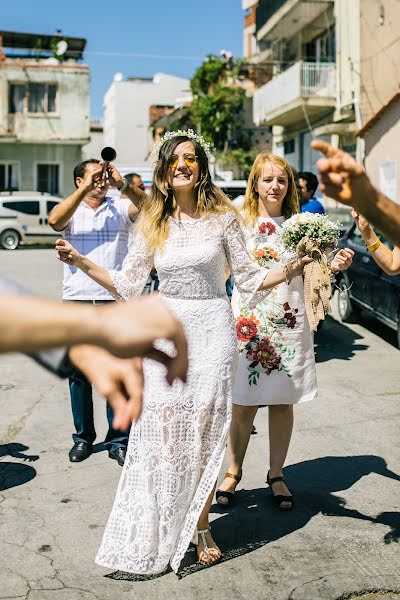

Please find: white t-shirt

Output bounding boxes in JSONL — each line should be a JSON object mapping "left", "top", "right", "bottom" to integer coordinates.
{"left": 62, "top": 196, "right": 132, "bottom": 300}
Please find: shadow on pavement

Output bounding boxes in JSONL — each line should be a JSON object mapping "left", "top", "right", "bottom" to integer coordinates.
{"left": 0, "top": 442, "right": 39, "bottom": 491}
{"left": 314, "top": 315, "right": 369, "bottom": 362}
{"left": 105, "top": 455, "right": 400, "bottom": 581}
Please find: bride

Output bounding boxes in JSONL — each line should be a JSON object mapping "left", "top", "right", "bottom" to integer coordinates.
{"left": 55, "top": 130, "right": 311, "bottom": 575}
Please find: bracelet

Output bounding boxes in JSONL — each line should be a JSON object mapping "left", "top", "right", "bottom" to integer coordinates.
{"left": 118, "top": 178, "right": 128, "bottom": 193}
{"left": 366, "top": 239, "right": 381, "bottom": 253}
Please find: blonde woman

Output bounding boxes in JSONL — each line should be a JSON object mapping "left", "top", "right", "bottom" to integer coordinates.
{"left": 55, "top": 134, "right": 312, "bottom": 575}
{"left": 216, "top": 153, "right": 353, "bottom": 510}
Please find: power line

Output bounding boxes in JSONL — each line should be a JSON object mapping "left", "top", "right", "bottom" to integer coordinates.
{"left": 86, "top": 50, "right": 204, "bottom": 61}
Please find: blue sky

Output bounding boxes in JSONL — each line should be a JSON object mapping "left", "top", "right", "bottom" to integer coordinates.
{"left": 2, "top": 0, "right": 244, "bottom": 120}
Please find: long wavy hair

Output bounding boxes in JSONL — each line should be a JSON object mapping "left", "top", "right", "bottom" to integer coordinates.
{"left": 138, "top": 136, "right": 236, "bottom": 253}
{"left": 242, "top": 152, "right": 300, "bottom": 228}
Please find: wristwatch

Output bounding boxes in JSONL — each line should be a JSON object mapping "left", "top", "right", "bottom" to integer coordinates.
{"left": 118, "top": 178, "right": 128, "bottom": 193}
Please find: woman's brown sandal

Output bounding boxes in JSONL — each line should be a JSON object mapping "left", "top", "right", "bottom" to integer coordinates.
{"left": 267, "top": 471, "right": 294, "bottom": 510}
{"left": 216, "top": 470, "right": 242, "bottom": 507}
{"left": 196, "top": 528, "right": 222, "bottom": 566}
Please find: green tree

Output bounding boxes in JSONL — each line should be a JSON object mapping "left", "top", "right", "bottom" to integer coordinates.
{"left": 190, "top": 55, "right": 248, "bottom": 152}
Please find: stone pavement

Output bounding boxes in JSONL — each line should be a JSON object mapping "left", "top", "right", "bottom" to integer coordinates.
{"left": 0, "top": 249, "right": 399, "bottom": 600}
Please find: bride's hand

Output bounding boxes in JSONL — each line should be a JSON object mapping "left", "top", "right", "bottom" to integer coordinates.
{"left": 55, "top": 239, "right": 81, "bottom": 266}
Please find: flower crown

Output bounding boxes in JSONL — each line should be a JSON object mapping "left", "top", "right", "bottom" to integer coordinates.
{"left": 150, "top": 129, "right": 212, "bottom": 163}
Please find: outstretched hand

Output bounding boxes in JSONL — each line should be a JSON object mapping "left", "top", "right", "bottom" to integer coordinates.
{"left": 69, "top": 346, "right": 144, "bottom": 429}
{"left": 331, "top": 248, "right": 354, "bottom": 272}
{"left": 55, "top": 239, "right": 81, "bottom": 266}
{"left": 99, "top": 295, "right": 188, "bottom": 386}
{"left": 352, "top": 210, "right": 372, "bottom": 236}
{"left": 311, "top": 140, "right": 373, "bottom": 210}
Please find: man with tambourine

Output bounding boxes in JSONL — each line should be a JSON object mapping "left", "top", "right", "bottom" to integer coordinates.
{"left": 48, "top": 148, "right": 144, "bottom": 466}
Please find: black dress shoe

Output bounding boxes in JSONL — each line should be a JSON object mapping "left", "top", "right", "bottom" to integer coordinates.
{"left": 108, "top": 446, "right": 126, "bottom": 466}
{"left": 69, "top": 442, "right": 92, "bottom": 463}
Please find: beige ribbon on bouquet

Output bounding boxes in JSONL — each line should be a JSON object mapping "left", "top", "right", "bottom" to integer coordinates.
{"left": 296, "top": 236, "right": 332, "bottom": 331}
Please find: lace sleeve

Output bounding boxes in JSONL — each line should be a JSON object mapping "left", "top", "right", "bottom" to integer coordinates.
{"left": 222, "top": 212, "right": 271, "bottom": 307}
{"left": 108, "top": 233, "right": 153, "bottom": 300}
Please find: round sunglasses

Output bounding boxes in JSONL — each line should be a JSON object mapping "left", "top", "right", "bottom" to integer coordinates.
{"left": 169, "top": 153, "right": 198, "bottom": 169}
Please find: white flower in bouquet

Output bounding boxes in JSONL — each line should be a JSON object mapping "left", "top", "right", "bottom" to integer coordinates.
{"left": 280, "top": 212, "right": 341, "bottom": 332}
{"left": 281, "top": 212, "right": 341, "bottom": 251}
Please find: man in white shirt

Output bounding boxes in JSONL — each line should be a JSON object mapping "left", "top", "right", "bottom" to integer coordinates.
{"left": 49, "top": 158, "right": 145, "bottom": 465}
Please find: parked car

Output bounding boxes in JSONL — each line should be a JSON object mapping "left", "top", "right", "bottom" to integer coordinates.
{"left": 214, "top": 180, "right": 247, "bottom": 207}
{"left": 335, "top": 222, "right": 400, "bottom": 347}
{"left": 0, "top": 192, "right": 60, "bottom": 250}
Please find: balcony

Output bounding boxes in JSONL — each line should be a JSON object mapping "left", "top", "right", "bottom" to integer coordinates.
{"left": 256, "top": 0, "right": 333, "bottom": 42}
{"left": 253, "top": 61, "right": 336, "bottom": 127}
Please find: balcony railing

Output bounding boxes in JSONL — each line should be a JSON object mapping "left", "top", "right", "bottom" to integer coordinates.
{"left": 254, "top": 61, "right": 336, "bottom": 125}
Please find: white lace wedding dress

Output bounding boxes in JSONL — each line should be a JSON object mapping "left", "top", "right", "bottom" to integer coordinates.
{"left": 95, "top": 212, "right": 269, "bottom": 575}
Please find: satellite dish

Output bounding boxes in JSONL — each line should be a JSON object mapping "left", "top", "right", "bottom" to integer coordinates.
{"left": 55, "top": 40, "right": 68, "bottom": 57}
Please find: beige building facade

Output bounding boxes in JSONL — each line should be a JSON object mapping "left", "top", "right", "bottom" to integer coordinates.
{"left": 0, "top": 31, "right": 89, "bottom": 196}
{"left": 244, "top": 0, "right": 400, "bottom": 170}
{"left": 358, "top": 93, "right": 400, "bottom": 205}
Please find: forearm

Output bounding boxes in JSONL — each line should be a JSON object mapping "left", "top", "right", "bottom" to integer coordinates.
{"left": 360, "top": 227, "right": 399, "bottom": 275}
{"left": 258, "top": 267, "right": 287, "bottom": 291}
{"left": 0, "top": 296, "right": 103, "bottom": 353}
{"left": 357, "top": 187, "right": 400, "bottom": 247}
{"left": 78, "top": 255, "right": 117, "bottom": 295}
{"left": 48, "top": 188, "right": 85, "bottom": 231}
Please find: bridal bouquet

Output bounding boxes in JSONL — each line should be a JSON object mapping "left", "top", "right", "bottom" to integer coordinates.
{"left": 281, "top": 212, "right": 341, "bottom": 331}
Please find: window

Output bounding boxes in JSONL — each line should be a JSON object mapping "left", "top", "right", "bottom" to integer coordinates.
{"left": 8, "top": 83, "right": 57, "bottom": 114}
{"left": 3, "top": 201, "right": 40, "bottom": 215}
{"left": 9, "top": 84, "right": 25, "bottom": 113}
{"left": 46, "top": 200, "right": 59, "bottom": 214}
{"left": 28, "top": 84, "right": 57, "bottom": 113}
{"left": 304, "top": 25, "right": 336, "bottom": 63}
{"left": 37, "top": 164, "right": 59, "bottom": 195}
{"left": 0, "top": 163, "right": 19, "bottom": 191}
{"left": 284, "top": 139, "right": 295, "bottom": 154}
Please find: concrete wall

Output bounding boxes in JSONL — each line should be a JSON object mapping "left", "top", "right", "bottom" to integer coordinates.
{"left": 334, "top": 0, "right": 361, "bottom": 119}
{"left": 0, "top": 143, "right": 82, "bottom": 196}
{"left": 82, "top": 127, "right": 104, "bottom": 161}
{"left": 0, "top": 60, "right": 90, "bottom": 142}
{"left": 359, "top": 0, "right": 400, "bottom": 125}
{"left": 104, "top": 73, "right": 191, "bottom": 165}
{"left": 362, "top": 98, "right": 400, "bottom": 204}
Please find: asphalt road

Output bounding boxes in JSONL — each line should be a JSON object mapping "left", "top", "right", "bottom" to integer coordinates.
{"left": 0, "top": 248, "right": 399, "bottom": 600}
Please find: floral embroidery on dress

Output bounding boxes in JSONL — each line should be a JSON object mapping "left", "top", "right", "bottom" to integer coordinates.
{"left": 236, "top": 218, "right": 299, "bottom": 386}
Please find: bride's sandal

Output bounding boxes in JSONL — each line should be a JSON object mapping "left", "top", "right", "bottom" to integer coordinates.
{"left": 196, "top": 528, "right": 221, "bottom": 566}
{"left": 216, "top": 471, "right": 242, "bottom": 507}
{"left": 267, "top": 471, "right": 294, "bottom": 510}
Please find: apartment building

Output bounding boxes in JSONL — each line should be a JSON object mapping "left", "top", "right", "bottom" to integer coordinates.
{"left": 103, "top": 73, "right": 192, "bottom": 166}
{"left": 245, "top": 0, "right": 400, "bottom": 171}
{"left": 359, "top": 0, "right": 400, "bottom": 125}
{"left": 0, "top": 31, "right": 89, "bottom": 196}
{"left": 244, "top": 0, "right": 361, "bottom": 170}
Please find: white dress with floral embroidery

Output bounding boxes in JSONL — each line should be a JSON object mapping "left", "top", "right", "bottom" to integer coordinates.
{"left": 231, "top": 216, "right": 318, "bottom": 406}
{"left": 95, "top": 212, "right": 269, "bottom": 575}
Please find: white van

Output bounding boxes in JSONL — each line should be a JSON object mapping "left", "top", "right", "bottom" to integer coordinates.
{"left": 0, "top": 192, "right": 60, "bottom": 250}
